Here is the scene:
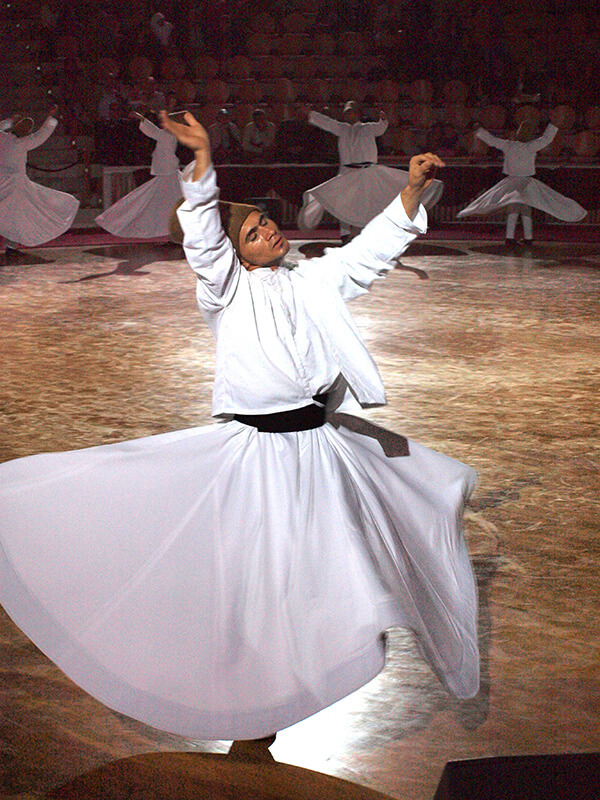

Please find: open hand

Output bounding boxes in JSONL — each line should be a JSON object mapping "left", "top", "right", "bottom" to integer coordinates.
{"left": 160, "top": 109, "right": 212, "bottom": 180}
{"left": 159, "top": 110, "right": 210, "bottom": 154}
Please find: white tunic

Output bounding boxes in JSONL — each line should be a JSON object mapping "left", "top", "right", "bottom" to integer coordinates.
{"left": 179, "top": 163, "right": 427, "bottom": 415}
{"left": 309, "top": 110, "right": 388, "bottom": 166}
{"left": 299, "top": 111, "right": 443, "bottom": 229}
{"left": 0, "top": 117, "right": 79, "bottom": 246}
{"left": 457, "top": 125, "right": 587, "bottom": 222}
{"left": 142, "top": 118, "right": 179, "bottom": 176}
{"left": 0, "top": 164, "right": 479, "bottom": 740}
{"left": 476, "top": 124, "right": 558, "bottom": 176}
{"left": 95, "top": 119, "right": 182, "bottom": 239}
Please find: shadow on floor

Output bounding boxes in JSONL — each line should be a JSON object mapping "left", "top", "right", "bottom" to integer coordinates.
{"left": 1, "top": 250, "right": 54, "bottom": 268}
{"left": 46, "top": 749, "right": 395, "bottom": 800}
{"left": 61, "top": 243, "right": 184, "bottom": 283}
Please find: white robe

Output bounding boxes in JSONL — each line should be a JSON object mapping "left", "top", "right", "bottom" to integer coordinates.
{"left": 299, "top": 111, "right": 443, "bottom": 230}
{"left": 0, "top": 164, "right": 479, "bottom": 740}
{"left": 95, "top": 119, "right": 182, "bottom": 239}
{"left": 0, "top": 117, "right": 79, "bottom": 246}
{"left": 457, "top": 125, "right": 587, "bottom": 222}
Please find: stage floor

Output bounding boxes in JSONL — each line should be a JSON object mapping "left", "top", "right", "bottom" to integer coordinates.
{"left": 1, "top": 238, "right": 599, "bottom": 799}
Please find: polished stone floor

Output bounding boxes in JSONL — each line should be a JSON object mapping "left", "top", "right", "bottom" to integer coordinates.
{"left": 1, "top": 238, "right": 599, "bottom": 799}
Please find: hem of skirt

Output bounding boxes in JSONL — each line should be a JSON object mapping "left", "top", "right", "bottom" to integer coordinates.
{"left": 0, "top": 551, "right": 387, "bottom": 740}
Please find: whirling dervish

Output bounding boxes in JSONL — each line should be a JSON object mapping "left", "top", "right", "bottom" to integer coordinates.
{"left": 457, "top": 121, "right": 587, "bottom": 246}
{"left": 95, "top": 113, "right": 181, "bottom": 239}
{"left": 0, "top": 106, "right": 79, "bottom": 251}
{"left": 0, "top": 109, "right": 479, "bottom": 745}
{"left": 298, "top": 101, "right": 444, "bottom": 243}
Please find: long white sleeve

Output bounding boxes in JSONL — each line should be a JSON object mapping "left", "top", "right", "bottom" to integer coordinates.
{"left": 23, "top": 117, "right": 58, "bottom": 151}
{"left": 300, "top": 194, "right": 427, "bottom": 301}
{"left": 475, "top": 127, "right": 509, "bottom": 152}
{"left": 139, "top": 117, "right": 162, "bottom": 141}
{"left": 177, "top": 162, "right": 241, "bottom": 311}
{"left": 368, "top": 118, "right": 389, "bottom": 137}
{"left": 308, "top": 111, "right": 344, "bottom": 137}
{"left": 531, "top": 123, "right": 558, "bottom": 152}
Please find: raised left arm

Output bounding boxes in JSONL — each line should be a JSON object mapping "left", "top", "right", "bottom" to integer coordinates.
{"left": 532, "top": 123, "right": 558, "bottom": 152}
{"left": 400, "top": 152, "right": 445, "bottom": 219}
{"left": 139, "top": 116, "right": 162, "bottom": 141}
{"left": 302, "top": 153, "right": 444, "bottom": 300}
{"left": 22, "top": 116, "right": 58, "bottom": 151}
{"left": 370, "top": 114, "right": 389, "bottom": 137}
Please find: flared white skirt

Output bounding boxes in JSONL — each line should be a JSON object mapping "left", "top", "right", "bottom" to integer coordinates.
{"left": 0, "top": 173, "right": 79, "bottom": 246}
{"left": 298, "top": 165, "right": 444, "bottom": 230}
{"left": 0, "top": 417, "right": 479, "bottom": 740}
{"left": 457, "top": 175, "right": 587, "bottom": 222}
{"left": 95, "top": 173, "right": 182, "bottom": 239}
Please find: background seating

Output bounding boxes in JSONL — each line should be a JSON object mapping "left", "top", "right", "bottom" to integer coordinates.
{"left": 2, "top": 0, "right": 599, "bottom": 212}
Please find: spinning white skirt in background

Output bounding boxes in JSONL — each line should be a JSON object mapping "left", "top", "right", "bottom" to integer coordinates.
{"left": 96, "top": 117, "right": 181, "bottom": 239}
{"left": 457, "top": 175, "right": 587, "bottom": 222}
{"left": 0, "top": 172, "right": 79, "bottom": 247}
{"left": 95, "top": 172, "right": 182, "bottom": 239}
{"left": 0, "top": 417, "right": 478, "bottom": 740}
{"left": 299, "top": 165, "right": 444, "bottom": 230}
{"left": 0, "top": 116, "right": 80, "bottom": 247}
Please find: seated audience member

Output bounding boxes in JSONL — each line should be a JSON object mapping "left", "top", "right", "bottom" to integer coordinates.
{"left": 242, "top": 109, "right": 276, "bottom": 162}
{"left": 208, "top": 108, "right": 242, "bottom": 163}
{"left": 151, "top": 12, "right": 174, "bottom": 51}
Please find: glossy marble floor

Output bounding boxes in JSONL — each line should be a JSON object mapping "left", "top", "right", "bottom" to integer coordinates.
{"left": 1, "top": 238, "right": 599, "bottom": 799}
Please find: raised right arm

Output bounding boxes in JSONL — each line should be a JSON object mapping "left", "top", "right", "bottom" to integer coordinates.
{"left": 475, "top": 126, "right": 509, "bottom": 152}
{"left": 308, "top": 110, "right": 344, "bottom": 137}
{"left": 160, "top": 110, "right": 211, "bottom": 181}
{"left": 160, "top": 111, "right": 240, "bottom": 310}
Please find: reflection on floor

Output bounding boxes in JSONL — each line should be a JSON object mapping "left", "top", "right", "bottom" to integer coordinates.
{"left": 1, "top": 239, "right": 599, "bottom": 799}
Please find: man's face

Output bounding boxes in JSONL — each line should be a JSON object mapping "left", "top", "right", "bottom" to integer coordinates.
{"left": 343, "top": 108, "right": 360, "bottom": 124}
{"left": 238, "top": 210, "right": 289, "bottom": 270}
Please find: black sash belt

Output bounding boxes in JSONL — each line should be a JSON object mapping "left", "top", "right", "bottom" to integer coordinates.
{"left": 233, "top": 393, "right": 329, "bottom": 433}
{"left": 343, "top": 162, "right": 373, "bottom": 169}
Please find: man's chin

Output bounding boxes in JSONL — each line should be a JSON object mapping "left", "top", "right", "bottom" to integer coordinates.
{"left": 267, "top": 241, "right": 290, "bottom": 266}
